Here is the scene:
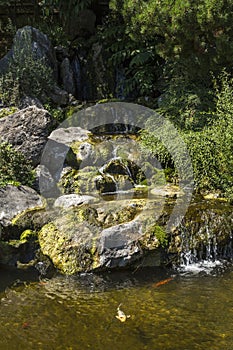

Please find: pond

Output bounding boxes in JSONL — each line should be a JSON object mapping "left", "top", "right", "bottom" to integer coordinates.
{"left": 1, "top": 261, "right": 233, "bottom": 350}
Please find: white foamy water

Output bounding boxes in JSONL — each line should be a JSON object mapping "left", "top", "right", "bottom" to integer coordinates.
{"left": 177, "top": 259, "right": 223, "bottom": 275}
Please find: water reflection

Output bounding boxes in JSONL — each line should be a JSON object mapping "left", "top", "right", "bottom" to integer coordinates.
{"left": 0, "top": 264, "right": 38, "bottom": 293}
{"left": 1, "top": 264, "right": 233, "bottom": 349}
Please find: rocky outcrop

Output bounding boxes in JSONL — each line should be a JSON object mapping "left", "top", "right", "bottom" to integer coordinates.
{"left": 60, "top": 57, "right": 76, "bottom": 96}
{"left": 40, "top": 127, "right": 92, "bottom": 191}
{"left": 0, "top": 106, "right": 55, "bottom": 166}
{"left": 37, "top": 197, "right": 165, "bottom": 275}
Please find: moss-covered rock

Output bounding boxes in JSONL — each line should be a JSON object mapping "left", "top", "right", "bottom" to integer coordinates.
{"left": 37, "top": 199, "right": 167, "bottom": 274}
{"left": 38, "top": 210, "right": 101, "bottom": 274}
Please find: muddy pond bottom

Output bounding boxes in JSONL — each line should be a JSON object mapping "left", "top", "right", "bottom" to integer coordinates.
{"left": 0, "top": 262, "right": 233, "bottom": 350}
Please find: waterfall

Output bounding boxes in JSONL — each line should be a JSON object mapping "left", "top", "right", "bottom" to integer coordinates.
{"left": 175, "top": 207, "right": 233, "bottom": 274}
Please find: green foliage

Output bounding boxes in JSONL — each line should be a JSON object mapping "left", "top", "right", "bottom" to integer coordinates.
{"left": 108, "top": 0, "right": 233, "bottom": 96}
{"left": 151, "top": 225, "right": 168, "bottom": 248}
{"left": 44, "top": 103, "right": 65, "bottom": 123}
{"left": 157, "top": 64, "right": 215, "bottom": 130}
{"left": 37, "top": 22, "right": 68, "bottom": 47}
{"left": 0, "top": 17, "right": 16, "bottom": 36}
{"left": 140, "top": 71, "right": 233, "bottom": 200}
{"left": 39, "top": 0, "right": 93, "bottom": 27}
{"left": 99, "top": 8, "right": 162, "bottom": 98}
{"left": 113, "top": 0, "right": 233, "bottom": 72}
{"left": 155, "top": 226, "right": 168, "bottom": 248}
{"left": 0, "top": 142, "right": 35, "bottom": 187}
{"left": 0, "top": 30, "right": 55, "bottom": 106}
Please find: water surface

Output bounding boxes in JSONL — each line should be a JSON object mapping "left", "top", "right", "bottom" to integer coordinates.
{"left": 0, "top": 263, "right": 233, "bottom": 350}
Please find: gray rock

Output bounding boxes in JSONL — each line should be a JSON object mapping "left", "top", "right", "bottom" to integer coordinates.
{"left": 0, "top": 26, "right": 70, "bottom": 106}
{"left": 41, "top": 127, "right": 92, "bottom": 180}
{"left": 0, "top": 26, "right": 58, "bottom": 78}
{"left": 33, "top": 165, "right": 58, "bottom": 197}
{"left": 19, "top": 96, "right": 44, "bottom": 109}
{"left": 15, "top": 26, "right": 58, "bottom": 78}
{"left": 49, "top": 85, "right": 69, "bottom": 106}
{"left": 54, "top": 194, "right": 97, "bottom": 208}
{"left": 0, "top": 185, "right": 44, "bottom": 227}
{"left": 99, "top": 243, "right": 141, "bottom": 268}
{"left": 76, "top": 142, "right": 93, "bottom": 162}
{"left": 98, "top": 221, "right": 142, "bottom": 254}
{"left": 40, "top": 139, "right": 70, "bottom": 183}
{"left": 0, "top": 50, "right": 13, "bottom": 74}
{"left": 0, "top": 106, "right": 55, "bottom": 166}
{"left": 49, "top": 126, "right": 91, "bottom": 145}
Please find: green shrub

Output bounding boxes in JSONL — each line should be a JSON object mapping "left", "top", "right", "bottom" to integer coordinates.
{"left": 0, "top": 142, "right": 35, "bottom": 187}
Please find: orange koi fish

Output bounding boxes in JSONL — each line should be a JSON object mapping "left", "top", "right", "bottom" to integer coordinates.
{"left": 152, "top": 277, "right": 173, "bottom": 288}
{"left": 22, "top": 322, "right": 30, "bottom": 329}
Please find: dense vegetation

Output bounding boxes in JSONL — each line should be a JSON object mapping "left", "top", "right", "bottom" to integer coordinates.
{"left": 0, "top": 0, "right": 232, "bottom": 200}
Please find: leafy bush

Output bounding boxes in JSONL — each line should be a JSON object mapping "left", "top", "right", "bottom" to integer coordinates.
{"left": 0, "top": 142, "right": 35, "bottom": 187}
{"left": 98, "top": 8, "right": 162, "bottom": 98}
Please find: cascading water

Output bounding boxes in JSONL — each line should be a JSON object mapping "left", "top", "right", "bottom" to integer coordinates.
{"left": 176, "top": 207, "right": 233, "bottom": 274}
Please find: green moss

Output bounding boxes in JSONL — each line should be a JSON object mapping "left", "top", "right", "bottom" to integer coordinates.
{"left": 38, "top": 218, "right": 101, "bottom": 275}
{"left": 20, "top": 229, "right": 37, "bottom": 242}
{"left": 59, "top": 168, "right": 99, "bottom": 195}
{"left": 97, "top": 98, "right": 121, "bottom": 104}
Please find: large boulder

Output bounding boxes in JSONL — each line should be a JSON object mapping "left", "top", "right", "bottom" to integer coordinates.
{"left": 38, "top": 199, "right": 163, "bottom": 275}
{"left": 0, "top": 106, "right": 55, "bottom": 166}
{"left": 41, "top": 127, "right": 92, "bottom": 186}
{"left": 0, "top": 26, "right": 58, "bottom": 78}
